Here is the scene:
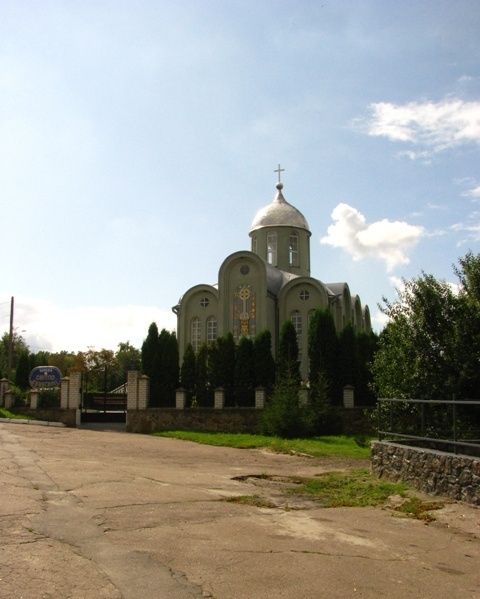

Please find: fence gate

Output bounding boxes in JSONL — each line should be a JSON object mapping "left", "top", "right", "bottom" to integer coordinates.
{"left": 80, "top": 368, "right": 127, "bottom": 424}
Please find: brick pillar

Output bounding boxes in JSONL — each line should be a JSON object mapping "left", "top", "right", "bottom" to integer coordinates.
{"left": 176, "top": 388, "right": 186, "bottom": 410}
{"left": 214, "top": 388, "right": 225, "bottom": 409}
{"left": 127, "top": 371, "right": 139, "bottom": 410}
{"left": 343, "top": 385, "right": 354, "bottom": 408}
{"left": 298, "top": 387, "right": 309, "bottom": 406}
{"left": 68, "top": 371, "right": 82, "bottom": 409}
{"left": 255, "top": 387, "right": 265, "bottom": 409}
{"left": 60, "top": 377, "right": 70, "bottom": 409}
{"left": 138, "top": 374, "right": 149, "bottom": 410}
{"left": 4, "top": 391, "right": 13, "bottom": 409}
{"left": 30, "top": 390, "right": 40, "bottom": 409}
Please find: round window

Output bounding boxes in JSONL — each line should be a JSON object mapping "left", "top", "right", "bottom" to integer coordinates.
{"left": 240, "top": 264, "right": 250, "bottom": 275}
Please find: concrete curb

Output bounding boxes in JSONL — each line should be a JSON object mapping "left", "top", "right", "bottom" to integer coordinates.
{"left": 0, "top": 418, "right": 66, "bottom": 428}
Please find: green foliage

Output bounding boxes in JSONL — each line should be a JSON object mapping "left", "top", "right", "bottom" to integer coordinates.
{"left": 262, "top": 375, "right": 308, "bottom": 438}
{"left": 306, "top": 372, "right": 340, "bottom": 435}
{"left": 209, "top": 333, "right": 236, "bottom": 405}
{"left": 290, "top": 469, "right": 407, "bottom": 507}
{"left": 253, "top": 330, "right": 275, "bottom": 391}
{"left": 141, "top": 322, "right": 159, "bottom": 379}
{"left": 372, "top": 253, "right": 480, "bottom": 400}
{"left": 14, "top": 350, "right": 31, "bottom": 390}
{"left": 154, "top": 431, "right": 371, "bottom": 459}
{"left": 158, "top": 329, "right": 179, "bottom": 406}
{"left": 234, "top": 337, "right": 255, "bottom": 406}
{"left": 141, "top": 323, "right": 178, "bottom": 406}
{"left": 0, "top": 407, "right": 31, "bottom": 420}
{"left": 180, "top": 344, "right": 196, "bottom": 396}
{"left": 115, "top": 342, "right": 141, "bottom": 383}
{"left": 0, "top": 331, "right": 29, "bottom": 379}
{"left": 338, "top": 324, "right": 356, "bottom": 387}
{"left": 308, "top": 309, "right": 339, "bottom": 403}
{"left": 355, "top": 332, "right": 378, "bottom": 405}
{"left": 277, "top": 320, "right": 301, "bottom": 384}
{"left": 195, "top": 343, "right": 211, "bottom": 406}
{"left": 38, "top": 389, "right": 60, "bottom": 409}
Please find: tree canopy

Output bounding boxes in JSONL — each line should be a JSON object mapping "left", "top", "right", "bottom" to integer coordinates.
{"left": 372, "top": 252, "right": 480, "bottom": 400}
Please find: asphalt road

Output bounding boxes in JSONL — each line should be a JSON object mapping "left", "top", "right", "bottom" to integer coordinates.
{"left": 0, "top": 423, "right": 478, "bottom": 599}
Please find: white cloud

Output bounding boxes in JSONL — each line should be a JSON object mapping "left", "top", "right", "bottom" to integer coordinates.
{"left": 0, "top": 296, "right": 176, "bottom": 353}
{"left": 362, "top": 99, "right": 480, "bottom": 155}
{"left": 321, "top": 203, "right": 424, "bottom": 272}
{"left": 388, "top": 276, "right": 405, "bottom": 292}
{"left": 371, "top": 309, "right": 389, "bottom": 331}
{"left": 451, "top": 220, "right": 480, "bottom": 244}
{"left": 463, "top": 185, "right": 480, "bottom": 199}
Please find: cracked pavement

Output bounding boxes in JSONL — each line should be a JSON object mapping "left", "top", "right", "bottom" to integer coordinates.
{"left": 0, "top": 424, "right": 479, "bottom": 598}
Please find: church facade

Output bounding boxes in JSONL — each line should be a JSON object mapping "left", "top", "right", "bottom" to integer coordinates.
{"left": 173, "top": 178, "right": 371, "bottom": 380}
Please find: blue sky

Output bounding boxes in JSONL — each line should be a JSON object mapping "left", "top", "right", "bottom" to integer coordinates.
{"left": 1, "top": 0, "right": 479, "bottom": 352}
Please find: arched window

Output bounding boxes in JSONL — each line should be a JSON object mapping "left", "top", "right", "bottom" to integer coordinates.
{"left": 267, "top": 232, "right": 277, "bottom": 265}
{"left": 289, "top": 232, "right": 299, "bottom": 266}
{"left": 251, "top": 235, "right": 257, "bottom": 254}
{"left": 291, "top": 310, "right": 302, "bottom": 357}
{"left": 206, "top": 317, "right": 217, "bottom": 344}
{"left": 191, "top": 317, "right": 201, "bottom": 353}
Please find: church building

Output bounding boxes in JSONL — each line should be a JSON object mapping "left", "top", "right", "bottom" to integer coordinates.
{"left": 173, "top": 171, "right": 371, "bottom": 380}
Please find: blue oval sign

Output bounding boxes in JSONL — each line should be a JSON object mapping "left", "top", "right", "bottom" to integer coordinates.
{"left": 29, "top": 366, "right": 62, "bottom": 389}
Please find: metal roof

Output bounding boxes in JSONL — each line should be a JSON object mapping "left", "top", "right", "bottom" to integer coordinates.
{"left": 250, "top": 183, "right": 310, "bottom": 233}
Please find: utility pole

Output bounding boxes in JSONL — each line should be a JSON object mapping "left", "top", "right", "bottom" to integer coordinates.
{"left": 7, "top": 296, "right": 14, "bottom": 379}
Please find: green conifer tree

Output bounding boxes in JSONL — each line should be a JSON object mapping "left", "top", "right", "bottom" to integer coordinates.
{"left": 277, "top": 320, "right": 301, "bottom": 384}
{"left": 195, "top": 343, "right": 210, "bottom": 406}
{"left": 308, "top": 309, "right": 339, "bottom": 404}
{"left": 180, "top": 343, "right": 196, "bottom": 401}
{"left": 253, "top": 330, "right": 275, "bottom": 392}
{"left": 234, "top": 336, "right": 255, "bottom": 406}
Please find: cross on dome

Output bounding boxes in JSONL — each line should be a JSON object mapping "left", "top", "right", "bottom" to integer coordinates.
{"left": 274, "top": 164, "right": 285, "bottom": 184}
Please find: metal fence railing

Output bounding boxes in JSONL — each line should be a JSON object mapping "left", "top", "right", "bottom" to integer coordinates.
{"left": 377, "top": 397, "right": 480, "bottom": 457}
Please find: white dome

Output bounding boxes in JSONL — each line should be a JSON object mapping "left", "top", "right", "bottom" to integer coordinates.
{"left": 250, "top": 183, "right": 310, "bottom": 233}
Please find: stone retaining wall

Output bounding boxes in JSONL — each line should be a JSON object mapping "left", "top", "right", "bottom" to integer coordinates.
{"left": 127, "top": 408, "right": 262, "bottom": 434}
{"left": 371, "top": 441, "right": 480, "bottom": 506}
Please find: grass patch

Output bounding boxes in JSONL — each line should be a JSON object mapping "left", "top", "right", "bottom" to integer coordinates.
{"left": 154, "top": 431, "right": 371, "bottom": 459}
{"left": 224, "top": 494, "right": 277, "bottom": 508}
{"left": 0, "top": 407, "right": 31, "bottom": 420}
{"left": 393, "top": 496, "right": 444, "bottom": 522}
{"left": 289, "top": 469, "right": 408, "bottom": 507}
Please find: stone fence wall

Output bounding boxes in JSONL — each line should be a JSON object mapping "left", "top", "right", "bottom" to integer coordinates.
{"left": 127, "top": 408, "right": 262, "bottom": 434}
{"left": 371, "top": 441, "right": 480, "bottom": 506}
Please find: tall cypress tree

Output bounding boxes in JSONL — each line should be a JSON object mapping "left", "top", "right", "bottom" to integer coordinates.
{"left": 218, "top": 333, "right": 236, "bottom": 406}
{"left": 180, "top": 343, "right": 196, "bottom": 400}
{"left": 195, "top": 343, "right": 210, "bottom": 406}
{"left": 277, "top": 320, "right": 301, "bottom": 385}
{"left": 253, "top": 330, "right": 275, "bottom": 392}
{"left": 141, "top": 322, "right": 160, "bottom": 405}
{"left": 141, "top": 322, "right": 159, "bottom": 378}
{"left": 159, "top": 330, "right": 179, "bottom": 406}
{"left": 308, "top": 309, "right": 339, "bottom": 404}
{"left": 338, "top": 324, "right": 357, "bottom": 388}
{"left": 234, "top": 336, "right": 255, "bottom": 406}
{"left": 15, "top": 350, "right": 31, "bottom": 390}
